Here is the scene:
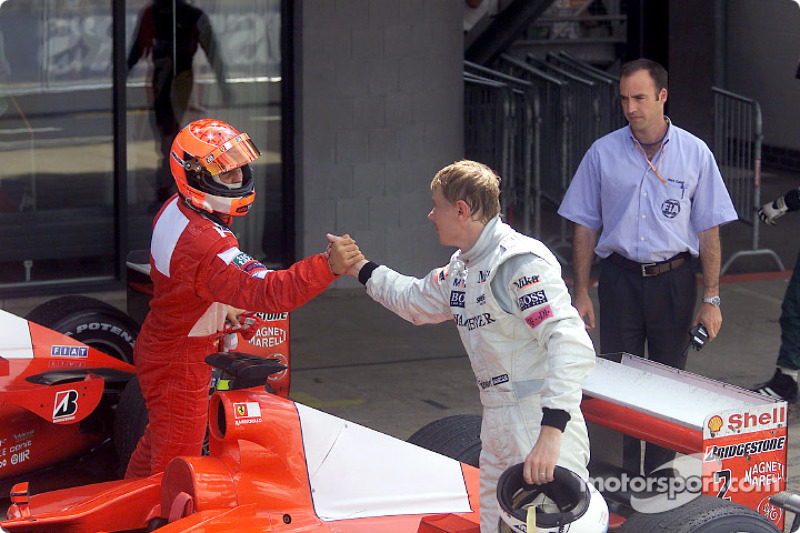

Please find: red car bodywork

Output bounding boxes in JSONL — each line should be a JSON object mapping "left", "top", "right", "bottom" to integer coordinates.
{"left": 2, "top": 389, "right": 480, "bottom": 532}
{"left": 0, "top": 309, "right": 135, "bottom": 483}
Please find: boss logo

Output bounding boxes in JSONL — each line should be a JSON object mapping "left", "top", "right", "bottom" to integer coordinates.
{"left": 518, "top": 290, "right": 548, "bottom": 311}
{"left": 450, "top": 291, "right": 466, "bottom": 308}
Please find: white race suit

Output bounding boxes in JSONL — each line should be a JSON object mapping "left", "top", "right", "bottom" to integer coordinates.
{"left": 364, "top": 216, "right": 596, "bottom": 533}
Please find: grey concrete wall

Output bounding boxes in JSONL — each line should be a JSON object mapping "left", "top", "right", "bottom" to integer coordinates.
{"left": 724, "top": 0, "right": 800, "bottom": 149}
{"left": 294, "top": 1, "right": 465, "bottom": 286}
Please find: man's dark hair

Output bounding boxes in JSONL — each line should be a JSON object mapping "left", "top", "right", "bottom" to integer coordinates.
{"left": 621, "top": 58, "right": 668, "bottom": 93}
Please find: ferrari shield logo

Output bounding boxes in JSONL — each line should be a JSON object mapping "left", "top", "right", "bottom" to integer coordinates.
{"left": 233, "top": 402, "right": 262, "bottom": 425}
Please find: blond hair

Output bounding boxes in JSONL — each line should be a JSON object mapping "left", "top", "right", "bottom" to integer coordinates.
{"left": 430, "top": 160, "right": 501, "bottom": 224}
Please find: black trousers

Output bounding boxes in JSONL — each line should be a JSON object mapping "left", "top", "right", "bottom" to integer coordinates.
{"left": 598, "top": 256, "right": 696, "bottom": 475}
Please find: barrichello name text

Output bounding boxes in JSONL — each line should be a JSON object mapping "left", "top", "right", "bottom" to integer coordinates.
{"left": 453, "top": 312, "right": 496, "bottom": 331}
{"left": 235, "top": 418, "right": 263, "bottom": 426}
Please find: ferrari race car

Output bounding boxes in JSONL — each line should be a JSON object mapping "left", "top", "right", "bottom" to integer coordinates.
{"left": 0, "top": 302, "right": 136, "bottom": 496}
{"left": 1, "top": 348, "right": 483, "bottom": 533}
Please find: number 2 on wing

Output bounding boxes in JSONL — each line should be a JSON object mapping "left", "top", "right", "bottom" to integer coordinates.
{"left": 714, "top": 469, "right": 732, "bottom": 500}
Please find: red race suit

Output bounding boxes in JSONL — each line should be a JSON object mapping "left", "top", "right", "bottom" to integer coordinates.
{"left": 125, "top": 195, "right": 336, "bottom": 478}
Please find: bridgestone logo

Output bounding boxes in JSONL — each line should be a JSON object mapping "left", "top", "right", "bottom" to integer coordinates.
{"left": 704, "top": 436, "right": 786, "bottom": 461}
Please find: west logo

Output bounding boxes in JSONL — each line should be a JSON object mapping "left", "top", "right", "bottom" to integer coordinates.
{"left": 454, "top": 312, "right": 496, "bottom": 331}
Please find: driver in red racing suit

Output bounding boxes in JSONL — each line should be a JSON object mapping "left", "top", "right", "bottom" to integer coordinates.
{"left": 125, "top": 119, "right": 363, "bottom": 478}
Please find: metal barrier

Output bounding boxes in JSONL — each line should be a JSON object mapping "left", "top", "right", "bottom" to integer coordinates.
{"left": 494, "top": 55, "right": 573, "bottom": 261}
{"left": 464, "top": 75, "right": 513, "bottom": 188}
{"left": 712, "top": 87, "right": 784, "bottom": 274}
{"left": 463, "top": 54, "right": 624, "bottom": 263}
{"left": 546, "top": 51, "right": 626, "bottom": 133}
{"left": 464, "top": 61, "right": 535, "bottom": 235}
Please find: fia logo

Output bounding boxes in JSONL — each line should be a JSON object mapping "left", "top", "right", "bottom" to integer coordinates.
{"left": 53, "top": 390, "right": 79, "bottom": 421}
{"left": 661, "top": 199, "right": 680, "bottom": 219}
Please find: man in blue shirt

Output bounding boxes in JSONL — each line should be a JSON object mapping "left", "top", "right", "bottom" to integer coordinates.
{"left": 558, "top": 58, "right": 738, "bottom": 476}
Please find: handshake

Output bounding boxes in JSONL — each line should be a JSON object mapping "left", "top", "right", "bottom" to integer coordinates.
{"left": 758, "top": 188, "right": 800, "bottom": 226}
{"left": 324, "top": 233, "right": 367, "bottom": 277}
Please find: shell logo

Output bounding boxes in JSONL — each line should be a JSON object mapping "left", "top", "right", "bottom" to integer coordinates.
{"left": 707, "top": 415, "right": 724, "bottom": 433}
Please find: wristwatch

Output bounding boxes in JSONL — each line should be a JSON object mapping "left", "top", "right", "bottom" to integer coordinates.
{"left": 702, "top": 296, "right": 721, "bottom": 307}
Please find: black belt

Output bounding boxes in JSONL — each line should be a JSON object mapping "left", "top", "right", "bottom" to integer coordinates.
{"left": 607, "top": 252, "right": 691, "bottom": 278}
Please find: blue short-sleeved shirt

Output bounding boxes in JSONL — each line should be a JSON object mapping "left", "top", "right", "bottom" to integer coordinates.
{"left": 558, "top": 120, "right": 738, "bottom": 263}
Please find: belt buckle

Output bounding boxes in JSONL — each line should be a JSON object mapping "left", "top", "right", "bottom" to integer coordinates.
{"left": 641, "top": 262, "right": 657, "bottom": 277}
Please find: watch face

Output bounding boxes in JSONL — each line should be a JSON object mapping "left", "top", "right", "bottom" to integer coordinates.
{"left": 705, "top": 296, "right": 720, "bottom": 306}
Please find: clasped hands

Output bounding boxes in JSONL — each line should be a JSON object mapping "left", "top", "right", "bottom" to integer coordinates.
{"left": 326, "top": 233, "right": 367, "bottom": 276}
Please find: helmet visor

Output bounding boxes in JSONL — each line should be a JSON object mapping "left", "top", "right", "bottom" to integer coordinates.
{"left": 202, "top": 133, "right": 261, "bottom": 176}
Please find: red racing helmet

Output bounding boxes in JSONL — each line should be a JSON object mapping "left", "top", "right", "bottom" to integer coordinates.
{"left": 169, "top": 119, "right": 261, "bottom": 216}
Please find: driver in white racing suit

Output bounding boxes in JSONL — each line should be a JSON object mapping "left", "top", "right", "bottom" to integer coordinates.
{"left": 348, "top": 160, "right": 596, "bottom": 533}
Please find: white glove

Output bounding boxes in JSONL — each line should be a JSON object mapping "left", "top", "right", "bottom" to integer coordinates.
{"left": 758, "top": 196, "right": 789, "bottom": 225}
{"left": 222, "top": 332, "right": 239, "bottom": 351}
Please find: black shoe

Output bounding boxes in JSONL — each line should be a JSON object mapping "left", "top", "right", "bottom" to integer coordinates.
{"left": 751, "top": 368, "right": 799, "bottom": 403}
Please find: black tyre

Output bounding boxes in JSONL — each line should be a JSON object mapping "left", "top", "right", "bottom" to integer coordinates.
{"left": 27, "top": 295, "right": 139, "bottom": 364}
{"left": 113, "top": 375, "right": 149, "bottom": 473}
{"left": 618, "top": 495, "right": 779, "bottom": 532}
{"left": 407, "top": 414, "right": 482, "bottom": 467}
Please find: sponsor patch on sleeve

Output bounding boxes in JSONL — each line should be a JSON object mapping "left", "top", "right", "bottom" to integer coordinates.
{"left": 513, "top": 275, "right": 540, "bottom": 292}
{"left": 230, "top": 252, "right": 269, "bottom": 277}
{"left": 435, "top": 265, "right": 449, "bottom": 285}
{"left": 517, "top": 289, "right": 548, "bottom": 312}
{"left": 525, "top": 304, "right": 553, "bottom": 329}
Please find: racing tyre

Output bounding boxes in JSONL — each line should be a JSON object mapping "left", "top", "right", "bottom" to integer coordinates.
{"left": 114, "top": 375, "right": 149, "bottom": 472}
{"left": 27, "top": 295, "right": 139, "bottom": 364}
{"left": 407, "top": 414, "right": 482, "bottom": 467}
{"left": 618, "top": 495, "right": 779, "bottom": 532}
